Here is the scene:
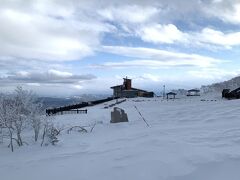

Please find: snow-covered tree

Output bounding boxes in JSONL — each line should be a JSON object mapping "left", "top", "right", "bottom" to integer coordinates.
{"left": 0, "top": 94, "right": 17, "bottom": 151}
{"left": 12, "top": 87, "right": 33, "bottom": 146}
{"left": 29, "top": 103, "right": 43, "bottom": 142}
{"left": 41, "top": 116, "right": 59, "bottom": 146}
{"left": 0, "top": 87, "right": 44, "bottom": 151}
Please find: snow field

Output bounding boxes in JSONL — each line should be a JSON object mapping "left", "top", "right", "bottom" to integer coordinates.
{"left": 1, "top": 96, "right": 240, "bottom": 180}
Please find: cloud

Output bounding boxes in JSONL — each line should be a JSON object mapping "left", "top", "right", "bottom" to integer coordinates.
{"left": 0, "top": 69, "right": 96, "bottom": 85}
{"left": 98, "top": 5, "right": 159, "bottom": 24}
{"left": 0, "top": 57, "right": 72, "bottom": 76}
{"left": 188, "top": 68, "right": 240, "bottom": 81}
{"left": 138, "top": 74, "right": 161, "bottom": 82}
{"left": 0, "top": 0, "right": 114, "bottom": 61}
{"left": 204, "top": 0, "right": 240, "bottom": 24}
{"left": 0, "top": 0, "right": 239, "bottom": 95}
{"left": 48, "top": 69, "right": 73, "bottom": 78}
{"left": 137, "top": 24, "right": 188, "bottom": 44}
{"left": 1, "top": 0, "right": 239, "bottom": 63}
{"left": 136, "top": 23, "right": 240, "bottom": 49}
{"left": 94, "top": 45, "right": 222, "bottom": 69}
{"left": 195, "top": 28, "right": 240, "bottom": 48}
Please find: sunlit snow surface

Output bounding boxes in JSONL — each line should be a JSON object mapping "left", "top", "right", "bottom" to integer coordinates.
{"left": 1, "top": 96, "right": 240, "bottom": 180}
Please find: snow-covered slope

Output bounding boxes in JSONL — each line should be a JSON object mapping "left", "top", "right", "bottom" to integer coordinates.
{"left": 1, "top": 96, "right": 240, "bottom": 180}
{"left": 202, "top": 75, "right": 240, "bottom": 93}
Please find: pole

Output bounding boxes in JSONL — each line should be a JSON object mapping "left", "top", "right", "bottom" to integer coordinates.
{"left": 134, "top": 106, "right": 150, "bottom": 127}
{"left": 163, "top": 85, "right": 166, "bottom": 99}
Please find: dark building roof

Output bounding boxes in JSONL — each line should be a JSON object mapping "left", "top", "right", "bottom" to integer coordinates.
{"left": 188, "top": 89, "right": 200, "bottom": 92}
{"left": 110, "top": 85, "right": 123, "bottom": 89}
{"left": 110, "top": 85, "right": 149, "bottom": 93}
{"left": 167, "top": 92, "right": 177, "bottom": 95}
{"left": 131, "top": 88, "right": 148, "bottom": 93}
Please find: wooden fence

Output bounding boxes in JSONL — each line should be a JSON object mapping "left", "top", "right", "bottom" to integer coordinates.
{"left": 104, "top": 99, "right": 127, "bottom": 108}
{"left": 50, "top": 109, "right": 87, "bottom": 116}
{"left": 46, "top": 97, "right": 118, "bottom": 116}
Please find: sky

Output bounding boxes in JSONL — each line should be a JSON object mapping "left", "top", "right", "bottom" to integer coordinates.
{"left": 1, "top": 0, "right": 240, "bottom": 96}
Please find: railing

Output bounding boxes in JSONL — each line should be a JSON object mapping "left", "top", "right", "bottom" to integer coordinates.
{"left": 50, "top": 109, "right": 87, "bottom": 116}
{"left": 104, "top": 99, "right": 126, "bottom": 108}
{"left": 46, "top": 97, "right": 118, "bottom": 115}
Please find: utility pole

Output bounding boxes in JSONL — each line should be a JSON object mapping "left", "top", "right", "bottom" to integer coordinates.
{"left": 163, "top": 85, "right": 166, "bottom": 99}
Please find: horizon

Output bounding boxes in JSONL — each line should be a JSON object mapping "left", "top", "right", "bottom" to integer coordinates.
{"left": 1, "top": 0, "right": 240, "bottom": 96}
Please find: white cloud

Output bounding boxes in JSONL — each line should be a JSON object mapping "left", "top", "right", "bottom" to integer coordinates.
{"left": 195, "top": 28, "right": 240, "bottom": 48}
{"left": 96, "top": 46, "right": 222, "bottom": 68}
{"left": 1, "top": 0, "right": 239, "bottom": 63}
{"left": 138, "top": 74, "right": 161, "bottom": 82}
{"left": 72, "top": 84, "right": 83, "bottom": 90}
{"left": 205, "top": 0, "right": 240, "bottom": 24}
{"left": 137, "top": 24, "right": 188, "bottom": 44}
{"left": 188, "top": 68, "right": 240, "bottom": 81}
{"left": 92, "top": 59, "right": 213, "bottom": 69}
{"left": 1, "top": 0, "right": 240, "bottom": 95}
{"left": 0, "top": 70, "right": 96, "bottom": 85}
{"left": 0, "top": 1, "right": 114, "bottom": 61}
{"left": 16, "top": 71, "right": 30, "bottom": 77}
{"left": 48, "top": 69, "right": 73, "bottom": 78}
{"left": 98, "top": 5, "right": 159, "bottom": 24}
{"left": 136, "top": 23, "right": 240, "bottom": 49}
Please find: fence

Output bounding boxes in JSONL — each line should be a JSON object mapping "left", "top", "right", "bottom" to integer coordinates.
{"left": 50, "top": 109, "right": 87, "bottom": 116}
{"left": 105, "top": 99, "right": 127, "bottom": 108}
{"left": 46, "top": 97, "right": 118, "bottom": 116}
{"left": 88, "top": 97, "right": 116, "bottom": 105}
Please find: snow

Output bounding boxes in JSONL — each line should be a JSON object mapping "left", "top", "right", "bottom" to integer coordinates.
{"left": 1, "top": 96, "right": 240, "bottom": 180}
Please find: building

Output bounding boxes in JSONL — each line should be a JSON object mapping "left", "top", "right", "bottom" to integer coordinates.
{"left": 222, "top": 87, "right": 240, "bottom": 99}
{"left": 166, "top": 92, "right": 176, "bottom": 99}
{"left": 187, "top": 89, "right": 200, "bottom": 96}
{"left": 111, "top": 77, "right": 154, "bottom": 98}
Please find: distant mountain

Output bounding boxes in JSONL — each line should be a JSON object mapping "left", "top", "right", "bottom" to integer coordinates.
{"left": 201, "top": 76, "right": 240, "bottom": 93}
{"left": 38, "top": 94, "right": 110, "bottom": 109}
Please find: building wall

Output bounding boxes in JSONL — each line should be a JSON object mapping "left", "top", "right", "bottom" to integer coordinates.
{"left": 123, "top": 78, "right": 132, "bottom": 90}
{"left": 138, "top": 91, "right": 154, "bottom": 97}
{"left": 112, "top": 79, "right": 154, "bottom": 98}
{"left": 187, "top": 91, "right": 200, "bottom": 96}
{"left": 113, "top": 87, "right": 122, "bottom": 97}
{"left": 121, "top": 90, "right": 138, "bottom": 98}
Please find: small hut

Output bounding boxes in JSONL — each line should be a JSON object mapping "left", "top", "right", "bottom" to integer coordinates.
{"left": 167, "top": 92, "right": 176, "bottom": 99}
{"left": 187, "top": 89, "right": 200, "bottom": 96}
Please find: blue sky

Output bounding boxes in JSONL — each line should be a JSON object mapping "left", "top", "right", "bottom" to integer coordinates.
{"left": 0, "top": 0, "right": 240, "bottom": 96}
